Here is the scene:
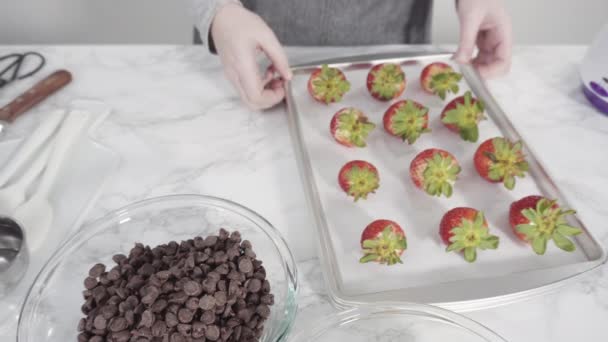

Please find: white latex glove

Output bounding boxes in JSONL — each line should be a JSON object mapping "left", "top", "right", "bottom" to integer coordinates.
{"left": 454, "top": 0, "right": 512, "bottom": 78}
{"left": 211, "top": 3, "right": 292, "bottom": 110}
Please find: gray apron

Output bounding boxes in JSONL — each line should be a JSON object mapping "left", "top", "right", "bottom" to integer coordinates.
{"left": 195, "top": 0, "right": 433, "bottom": 48}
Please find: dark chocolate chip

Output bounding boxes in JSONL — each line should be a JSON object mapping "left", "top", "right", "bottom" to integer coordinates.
{"left": 108, "top": 317, "right": 128, "bottom": 332}
{"left": 84, "top": 277, "right": 98, "bottom": 290}
{"left": 192, "top": 321, "right": 205, "bottom": 339}
{"left": 198, "top": 295, "right": 216, "bottom": 311}
{"left": 111, "top": 330, "right": 131, "bottom": 342}
{"left": 183, "top": 281, "right": 202, "bottom": 297}
{"left": 89, "top": 264, "right": 106, "bottom": 278}
{"left": 193, "top": 237, "right": 205, "bottom": 249}
{"left": 156, "top": 270, "right": 171, "bottom": 280}
{"left": 238, "top": 258, "right": 253, "bottom": 273}
{"left": 100, "top": 304, "right": 118, "bottom": 319}
{"left": 214, "top": 264, "right": 229, "bottom": 275}
{"left": 125, "top": 310, "right": 135, "bottom": 326}
{"left": 177, "top": 308, "right": 194, "bottom": 323}
{"left": 107, "top": 269, "right": 121, "bottom": 281}
{"left": 169, "top": 291, "right": 188, "bottom": 304}
{"left": 165, "top": 312, "right": 179, "bottom": 328}
{"left": 77, "top": 318, "right": 86, "bottom": 332}
{"left": 201, "top": 278, "right": 217, "bottom": 294}
{"left": 151, "top": 299, "right": 168, "bottom": 313}
{"left": 138, "top": 263, "right": 155, "bottom": 276}
{"left": 260, "top": 294, "right": 274, "bottom": 305}
{"left": 170, "top": 332, "right": 185, "bottom": 342}
{"left": 126, "top": 275, "right": 145, "bottom": 290}
{"left": 200, "top": 310, "right": 215, "bottom": 325}
{"left": 77, "top": 332, "right": 89, "bottom": 342}
{"left": 256, "top": 304, "right": 271, "bottom": 318}
{"left": 237, "top": 308, "right": 253, "bottom": 322}
{"left": 203, "top": 236, "right": 218, "bottom": 247}
{"left": 139, "top": 309, "right": 155, "bottom": 328}
{"left": 141, "top": 285, "right": 161, "bottom": 305}
{"left": 185, "top": 297, "right": 199, "bottom": 311}
{"left": 213, "top": 292, "right": 227, "bottom": 306}
{"left": 89, "top": 335, "right": 104, "bottom": 342}
{"left": 151, "top": 320, "right": 167, "bottom": 337}
{"left": 205, "top": 325, "right": 220, "bottom": 341}
{"left": 247, "top": 278, "right": 262, "bottom": 293}
{"left": 219, "top": 229, "right": 229, "bottom": 240}
{"left": 262, "top": 280, "right": 270, "bottom": 294}
{"left": 229, "top": 231, "right": 241, "bottom": 243}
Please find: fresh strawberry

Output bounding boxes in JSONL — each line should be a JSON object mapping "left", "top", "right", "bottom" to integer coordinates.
{"left": 409, "top": 149, "right": 460, "bottom": 198}
{"left": 440, "top": 91, "right": 485, "bottom": 142}
{"left": 509, "top": 195, "right": 581, "bottom": 255}
{"left": 338, "top": 160, "right": 380, "bottom": 201}
{"left": 420, "top": 62, "right": 463, "bottom": 100}
{"left": 440, "top": 207, "right": 499, "bottom": 263}
{"left": 474, "top": 137, "right": 529, "bottom": 190}
{"left": 383, "top": 100, "right": 431, "bottom": 144}
{"left": 330, "top": 107, "right": 376, "bottom": 147}
{"left": 307, "top": 64, "right": 351, "bottom": 104}
{"left": 360, "top": 219, "right": 407, "bottom": 265}
{"left": 366, "top": 63, "right": 406, "bottom": 101}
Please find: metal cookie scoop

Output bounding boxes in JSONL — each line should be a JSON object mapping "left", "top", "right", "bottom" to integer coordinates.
{"left": 0, "top": 216, "right": 28, "bottom": 298}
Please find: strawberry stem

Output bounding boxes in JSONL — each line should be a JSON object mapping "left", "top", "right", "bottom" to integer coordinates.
{"left": 422, "top": 153, "right": 460, "bottom": 198}
{"left": 486, "top": 138, "right": 529, "bottom": 190}
{"left": 360, "top": 226, "right": 407, "bottom": 265}
{"left": 446, "top": 211, "right": 499, "bottom": 263}
{"left": 516, "top": 199, "right": 581, "bottom": 255}
{"left": 312, "top": 64, "right": 351, "bottom": 103}
{"left": 387, "top": 101, "right": 430, "bottom": 144}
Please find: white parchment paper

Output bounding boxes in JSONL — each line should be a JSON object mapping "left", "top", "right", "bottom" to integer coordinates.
{"left": 290, "top": 57, "right": 589, "bottom": 296}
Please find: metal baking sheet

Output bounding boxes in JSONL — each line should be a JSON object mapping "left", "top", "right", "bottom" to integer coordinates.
{"left": 285, "top": 50, "right": 607, "bottom": 311}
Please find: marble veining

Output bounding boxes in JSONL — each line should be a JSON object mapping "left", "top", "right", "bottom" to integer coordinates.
{"left": 0, "top": 45, "right": 606, "bottom": 341}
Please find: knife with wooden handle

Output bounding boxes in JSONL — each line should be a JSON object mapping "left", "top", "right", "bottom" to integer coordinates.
{"left": 0, "top": 70, "right": 72, "bottom": 123}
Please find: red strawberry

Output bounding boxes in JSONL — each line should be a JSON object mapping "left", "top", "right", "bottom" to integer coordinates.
{"left": 440, "top": 91, "right": 485, "bottom": 142}
{"left": 330, "top": 107, "right": 376, "bottom": 147}
{"left": 366, "top": 63, "right": 406, "bottom": 101}
{"left": 420, "top": 62, "right": 463, "bottom": 100}
{"left": 383, "top": 100, "right": 431, "bottom": 144}
{"left": 474, "top": 137, "right": 529, "bottom": 190}
{"left": 307, "top": 64, "right": 351, "bottom": 104}
{"left": 410, "top": 149, "right": 460, "bottom": 198}
{"left": 338, "top": 160, "right": 380, "bottom": 201}
{"left": 360, "top": 219, "right": 407, "bottom": 265}
{"left": 440, "top": 207, "right": 499, "bottom": 263}
{"left": 509, "top": 195, "right": 581, "bottom": 255}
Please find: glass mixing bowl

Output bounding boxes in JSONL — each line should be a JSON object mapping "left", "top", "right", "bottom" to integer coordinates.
{"left": 289, "top": 304, "right": 506, "bottom": 342}
{"left": 17, "top": 195, "right": 298, "bottom": 342}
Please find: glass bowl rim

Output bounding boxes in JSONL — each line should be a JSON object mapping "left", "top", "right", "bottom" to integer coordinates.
{"left": 288, "top": 303, "right": 506, "bottom": 342}
{"left": 17, "top": 194, "right": 299, "bottom": 342}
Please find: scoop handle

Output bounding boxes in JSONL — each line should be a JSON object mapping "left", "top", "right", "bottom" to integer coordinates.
{"left": 0, "top": 109, "right": 66, "bottom": 188}
{"left": 36, "top": 111, "right": 90, "bottom": 197}
{"left": 0, "top": 70, "right": 72, "bottom": 122}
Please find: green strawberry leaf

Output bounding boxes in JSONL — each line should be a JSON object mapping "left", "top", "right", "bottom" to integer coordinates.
{"left": 556, "top": 225, "right": 582, "bottom": 236}
{"left": 552, "top": 231, "right": 576, "bottom": 252}
{"left": 532, "top": 236, "right": 548, "bottom": 255}
{"left": 464, "top": 247, "right": 477, "bottom": 263}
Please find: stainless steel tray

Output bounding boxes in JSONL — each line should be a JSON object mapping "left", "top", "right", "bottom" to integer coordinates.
{"left": 285, "top": 50, "right": 607, "bottom": 311}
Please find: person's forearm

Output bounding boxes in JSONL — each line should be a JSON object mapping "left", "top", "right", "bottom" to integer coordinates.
{"left": 187, "top": 0, "right": 242, "bottom": 49}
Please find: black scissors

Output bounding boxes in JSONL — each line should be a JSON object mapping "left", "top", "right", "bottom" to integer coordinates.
{"left": 0, "top": 52, "right": 46, "bottom": 89}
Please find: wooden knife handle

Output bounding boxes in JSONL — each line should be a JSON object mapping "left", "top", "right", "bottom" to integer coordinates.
{"left": 0, "top": 70, "right": 72, "bottom": 122}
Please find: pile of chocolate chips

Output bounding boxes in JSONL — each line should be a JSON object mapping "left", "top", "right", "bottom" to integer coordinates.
{"left": 77, "top": 229, "right": 274, "bottom": 342}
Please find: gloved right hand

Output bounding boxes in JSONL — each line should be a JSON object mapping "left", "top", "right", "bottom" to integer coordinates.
{"left": 211, "top": 3, "right": 292, "bottom": 110}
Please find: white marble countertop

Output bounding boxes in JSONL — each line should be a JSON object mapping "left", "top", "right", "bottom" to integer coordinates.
{"left": 0, "top": 45, "right": 607, "bottom": 341}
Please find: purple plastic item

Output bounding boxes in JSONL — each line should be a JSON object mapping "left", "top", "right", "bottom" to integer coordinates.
{"left": 590, "top": 81, "right": 608, "bottom": 97}
{"left": 583, "top": 85, "right": 608, "bottom": 115}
